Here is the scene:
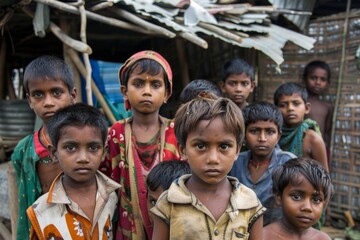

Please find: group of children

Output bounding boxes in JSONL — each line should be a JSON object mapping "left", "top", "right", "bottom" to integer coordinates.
{"left": 11, "top": 51, "right": 334, "bottom": 240}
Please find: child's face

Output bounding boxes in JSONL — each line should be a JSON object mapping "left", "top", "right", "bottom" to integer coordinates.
{"left": 121, "top": 70, "right": 169, "bottom": 114}
{"left": 179, "top": 117, "right": 240, "bottom": 186}
{"left": 304, "top": 68, "right": 329, "bottom": 95}
{"left": 276, "top": 174, "right": 325, "bottom": 231}
{"left": 147, "top": 186, "right": 164, "bottom": 225}
{"left": 221, "top": 73, "right": 254, "bottom": 108}
{"left": 49, "top": 125, "right": 105, "bottom": 186}
{"left": 27, "top": 78, "right": 77, "bottom": 123}
{"left": 245, "top": 120, "right": 281, "bottom": 160}
{"left": 277, "top": 93, "right": 310, "bottom": 128}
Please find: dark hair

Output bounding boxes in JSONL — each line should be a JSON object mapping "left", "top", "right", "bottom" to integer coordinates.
{"left": 174, "top": 93, "right": 245, "bottom": 147}
{"left": 179, "top": 79, "right": 222, "bottom": 103}
{"left": 273, "top": 82, "right": 308, "bottom": 106}
{"left": 146, "top": 160, "right": 191, "bottom": 191}
{"left": 221, "top": 58, "right": 254, "bottom": 82}
{"left": 302, "top": 60, "right": 331, "bottom": 83}
{"left": 122, "top": 59, "right": 169, "bottom": 90}
{"left": 47, "top": 103, "right": 108, "bottom": 147}
{"left": 272, "top": 158, "right": 334, "bottom": 204}
{"left": 23, "top": 55, "right": 74, "bottom": 93}
{"left": 243, "top": 101, "right": 283, "bottom": 133}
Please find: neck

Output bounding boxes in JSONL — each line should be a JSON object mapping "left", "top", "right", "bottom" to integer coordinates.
{"left": 187, "top": 174, "right": 230, "bottom": 194}
{"left": 279, "top": 217, "right": 309, "bottom": 237}
{"left": 132, "top": 110, "right": 160, "bottom": 126}
{"left": 62, "top": 175, "right": 97, "bottom": 193}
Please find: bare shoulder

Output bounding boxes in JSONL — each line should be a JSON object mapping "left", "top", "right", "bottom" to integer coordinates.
{"left": 263, "top": 222, "right": 282, "bottom": 240}
{"left": 304, "top": 129, "right": 324, "bottom": 144}
{"left": 307, "top": 228, "right": 332, "bottom": 240}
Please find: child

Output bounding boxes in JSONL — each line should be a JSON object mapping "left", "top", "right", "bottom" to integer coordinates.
{"left": 146, "top": 160, "right": 191, "bottom": 222}
{"left": 229, "top": 101, "right": 296, "bottom": 226}
{"left": 26, "top": 103, "right": 120, "bottom": 239}
{"left": 179, "top": 79, "right": 222, "bottom": 103}
{"left": 274, "top": 82, "right": 329, "bottom": 172}
{"left": 99, "top": 50, "right": 181, "bottom": 240}
{"left": 151, "top": 94, "right": 265, "bottom": 240}
{"left": 303, "top": 60, "right": 333, "bottom": 165}
{"left": 11, "top": 55, "right": 77, "bottom": 239}
{"left": 263, "top": 157, "right": 333, "bottom": 240}
{"left": 220, "top": 58, "right": 255, "bottom": 109}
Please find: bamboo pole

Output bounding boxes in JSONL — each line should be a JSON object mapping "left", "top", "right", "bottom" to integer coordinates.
{"left": 176, "top": 38, "right": 190, "bottom": 86}
{"left": 61, "top": 19, "right": 83, "bottom": 102}
{"left": 0, "top": 38, "right": 6, "bottom": 99}
{"left": 90, "top": 2, "right": 114, "bottom": 12}
{"left": 67, "top": 48, "right": 117, "bottom": 124}
{"left": 6, "top": 162, "right": 18, "bottom": 240}
{"left": 198, "top": 22, "right": 243, "bottom": 43}
{"left": 330, "top": 0, "right": 351, "bottom": 163}
{"left": 109, "top": 8, "right": 176, "bottom": 38}
{"left": 0, "top": 10, "right": 14, "bottom": 28}
{"left": 178, "top": 32, "right": 208, "bottom": 49}
{"left": 33, "top": 0, "right": 153, "bottom": 35}
{"left": 22, "top": 6, "right": 92, "bottom": 54}
{"left": 79, "top": 1, "right": 93, "bottom": 106}
{"left": 0, "top": 218, "right": 11, "bottom": 240}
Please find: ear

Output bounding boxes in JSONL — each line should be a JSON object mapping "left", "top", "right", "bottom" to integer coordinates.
{"left": 47, "top": 144, "right": 59, "bottom": 163}
{"left": 275, "top": 192, "right": 282, "bottom": 206}
{"left": 121, "top": 85, "right": 128, "bottom": 100}
{"left": 305, "top": 102, "right": 311, "bottom": 115}
{"left": 163, "top": 89, "right": 170, "bottom": 104}
{"left": 70, "top": 88, "right": 77, "bottom": 104}
{"left": 276, "top": 131, "right": 282, "bottom": 143}
{"left": 249, "top": 81, "right": 256, "bottom": 92}
{"left": 178, "top": 144, "right": 187, "bottom": 160}
{"left": 234, "top": 144, "right": 241, "bottom": 160}
{"left": 220, "top": 81, "right": 226, "bottom": 93}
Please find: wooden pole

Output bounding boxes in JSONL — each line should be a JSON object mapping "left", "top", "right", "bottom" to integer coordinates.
{"left": 90, "top": 2, "right": 113, "bottom": 12}
{"left": 79, "top": 2, "right": 93, "bottom": 106}
{"left": 6, "top": 162, "right": 18, "bottom": 240}
{"left": 22, "top": 6, "right": 92, "bottom": 54}
{"left": 33, "top": 0, "right": 153, "bottom": 35}
{"left": 0, "top": 38, "right": 6, "bottom": 99}
{"left": 67, "top": 49, "right": 117, "bottom": 124}
{"left": 176, "top": 38, "right": 190, "bottom": 87}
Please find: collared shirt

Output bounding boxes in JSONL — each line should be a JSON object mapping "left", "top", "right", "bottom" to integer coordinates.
{"left": 229, "top": 145, "right": 296, "bottom": 225}
{"left": 27, "top": 171, "right": 120, "bottom": 240}
{"left": 151, "top": 174, "right": 265, "bottom": 240}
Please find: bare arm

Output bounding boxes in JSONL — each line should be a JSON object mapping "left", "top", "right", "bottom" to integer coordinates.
{"left": 249, "top": 215, "right": 263, "bottom": 240}
{"left": 323, "top": 103, "right": 334, "bottom": 148}
{"left": 152, "top": 215, "right": 169, "bottom": 240}
{"left": 303, "top": 130, "right": 329, "bottom": 172}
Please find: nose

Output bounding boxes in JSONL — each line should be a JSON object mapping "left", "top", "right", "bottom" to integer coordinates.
{"left": 143, "top": 83, "right": 152, "bottom": 95}
{"left": 258, "top": 131, "right": 267, "bottom": 142}
{"left": 43, "top": 94, "right": 55, "bottom": 107}
{"left": 235, "top": 83, "right": 242, "bottom": 92}
{"left": 207, "top": 147, "right": 220, "bottom": 164}
{"left": 300, "top": 199, "right": 312, "bottom": 212}
{"left": 76, "top": 149, "right": 90, "bottom": 164}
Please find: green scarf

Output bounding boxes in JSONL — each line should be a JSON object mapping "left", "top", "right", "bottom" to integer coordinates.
{"left": 279, "top": 118, "right": 322, "bottom": 157}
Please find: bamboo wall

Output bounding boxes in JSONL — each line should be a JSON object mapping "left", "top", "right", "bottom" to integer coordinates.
{"left": 258, "top": 10, "right": 360, "bottom": 222}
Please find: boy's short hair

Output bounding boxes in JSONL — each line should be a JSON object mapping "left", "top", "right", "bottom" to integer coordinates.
{"left": 23, "top": 55, "right": 74, "bottom": 93}
{"left": 221, "top": 58, "right": 254, "bottom": 82}
{"left": 273, "top": 82, "right": 308, "bottom": 106}
{"left": 243, "top": 101, "right": 283, "bottom": 133}
{"left": 47, "top": 103, "right": 108, "bottom": 147}
{"left": 179, "top": 79, "right": 222, "bottom": 103}
{"left": 174, "top": 93, "right": 245, "bottom": 147}
{"left": 146, "top": 160, "right": 191, "bottom": 191}
{"left": 272, "top": 157, "right": 334, "bottom": 204}
{"left": 302, "top": 60, "right": 331, "bottom": 83}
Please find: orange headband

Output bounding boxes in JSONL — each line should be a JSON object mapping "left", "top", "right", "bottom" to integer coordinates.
{"left": 118, "top": 50, "right": 173, "bottom": 110}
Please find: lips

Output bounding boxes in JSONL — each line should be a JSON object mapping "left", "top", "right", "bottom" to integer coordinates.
{"left": 44, "top": 111, "right": 55, "bottom": 117}
{"left": 205, "top": 169, "right": 221, "bottom": 176}
{"left": 297, "top": 216, "right": 313, "bottom": 224}
{"left": 75, "top": 168, "right": 92, "bottom": 174}
{"left": 140, "top": 100, "right": 152, "bottom": 105}
{"left": 287, "top": 114, "right": 297, "bottom": 119}
{"left": 255, "top": 145, "right": 268, "bottom": 150}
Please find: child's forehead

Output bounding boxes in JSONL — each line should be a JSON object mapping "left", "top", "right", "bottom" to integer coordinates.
{"left": 28, "top": 77, "right": 68, "bottom": 90}
{"left": 279, "top": 93, "right": 304, "bottom": 101}
{"left": 247, "top": 120, "right": 278, "bottom": 128}
{"left": 225, "top": 72, "right": 251, "bottom": 81}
